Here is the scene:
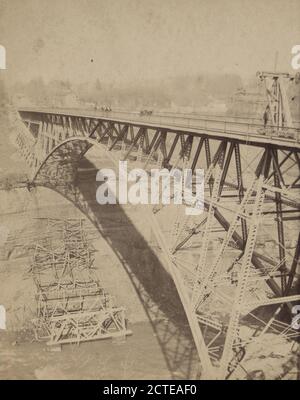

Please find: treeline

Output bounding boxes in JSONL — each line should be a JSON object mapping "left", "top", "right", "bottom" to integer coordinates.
{"left": 9, "top": 73, "right": 244, "bottom": 110}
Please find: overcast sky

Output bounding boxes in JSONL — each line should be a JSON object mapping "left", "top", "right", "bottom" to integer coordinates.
{"left": 0, "top": 0, "right": 299, "bottom": 86}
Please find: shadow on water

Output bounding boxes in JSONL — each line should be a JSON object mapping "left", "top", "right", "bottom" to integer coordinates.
{"left": 37, "top": 154, "right": 199, "bottom": 379}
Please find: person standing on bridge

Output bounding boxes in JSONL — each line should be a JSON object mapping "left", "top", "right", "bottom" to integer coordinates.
{"left": 263, "top": 105, "right": 270, "bottom": 128}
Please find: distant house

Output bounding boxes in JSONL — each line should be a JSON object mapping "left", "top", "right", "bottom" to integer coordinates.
{"left": 203, "top": 100, "right": 228, "bottom": 114}
{"left": 13, "top": 94, "right": 33, "bottom": 107}
{"left": 51, "top": 89, "right": 80, "bottom": 108}
{"left": 63, "top": 92, "right": 80, "bottom": 108}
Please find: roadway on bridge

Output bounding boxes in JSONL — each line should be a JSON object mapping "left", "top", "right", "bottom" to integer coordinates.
{"left": 18, "top": 107, "right": 300, "bottom": 151}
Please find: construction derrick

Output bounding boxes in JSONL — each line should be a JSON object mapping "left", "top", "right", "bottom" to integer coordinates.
{"left": 257, "top": 71, "right": 297, "bottom": 137}
{"left": 30, "top": 218, "right": 131, "bottom": 346}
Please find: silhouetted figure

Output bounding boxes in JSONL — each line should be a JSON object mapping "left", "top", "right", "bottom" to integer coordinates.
{"left": 263, "top": 105, "right": 270, "bottom": 128}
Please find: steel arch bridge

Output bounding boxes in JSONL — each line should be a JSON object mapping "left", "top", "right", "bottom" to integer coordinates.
{"left": 15, "top": 75, "right": 300, "bottom": 379}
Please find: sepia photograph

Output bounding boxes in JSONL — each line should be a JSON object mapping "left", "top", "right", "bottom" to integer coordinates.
{"left": 0, "top": 0, "right": 299, "bottom": 383}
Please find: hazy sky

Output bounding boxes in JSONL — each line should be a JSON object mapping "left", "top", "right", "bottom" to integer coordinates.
{"left": 0, "top": 0, "right": 299, "bottom": 86}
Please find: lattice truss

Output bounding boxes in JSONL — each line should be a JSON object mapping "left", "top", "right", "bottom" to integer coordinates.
{"left": 122, "top": 135, "right": 300, "bottom": 379}
{"left": 29, "top": 218, "right": 131, "bottom": 346}
{"left": 17, "top": 73, "right": 300, "bottom": 378}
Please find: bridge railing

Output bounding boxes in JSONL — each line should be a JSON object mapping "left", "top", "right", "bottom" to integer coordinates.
{"left": 102, "top": 106, "right": 300, "bottom": 129}
{"left": 103, "top": 109, "right": 300, "bottom": 142}
{"left": 18, "top": 107, "right": 300, "bottom": 143}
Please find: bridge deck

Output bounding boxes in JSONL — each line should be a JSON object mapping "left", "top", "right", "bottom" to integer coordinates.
{"left": 18, "top": 107, "right": 300, "bottom": 150}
